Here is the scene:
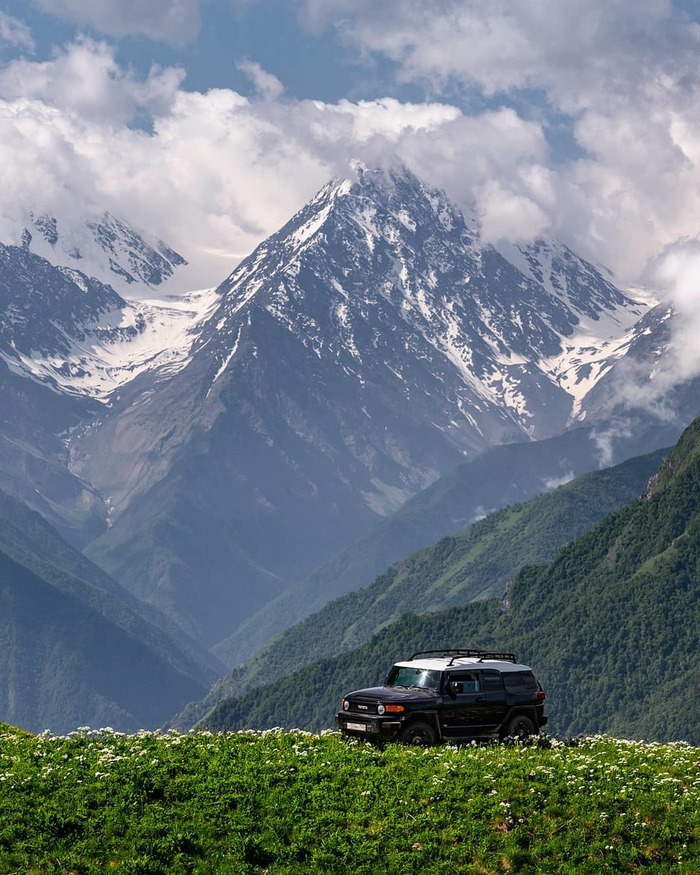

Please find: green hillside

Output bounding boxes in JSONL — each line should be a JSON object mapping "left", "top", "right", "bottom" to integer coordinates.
{"left": 205, "top": 420, "right": 700, "bottom": 743}
{"left": 180, "top": 448, "right": 666, "bottom": 727}
{"left": 0, "top": 487, "right": 221, "bottom": 733}
{"left": 0, "top": 486, "right": 220, "bottom": 678}
{"left": 214, "top": 424, "right": 676, "bottom": 668}
{"left": 2, "top": 727, "right": 698, "bottom": 874}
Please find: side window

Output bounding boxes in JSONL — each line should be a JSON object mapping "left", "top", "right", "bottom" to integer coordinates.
{"left": 450, "top": 672, "right": 481, "bottom": 693}
{"left": 503, "top": 671, "right": 538, "bottom": 694}
{"left": 481, "top": 670, "right": 504, "bottom": 692}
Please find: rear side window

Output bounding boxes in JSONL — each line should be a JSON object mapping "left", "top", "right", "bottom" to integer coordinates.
{"left": 481, "top": 670, "right": 505, "bottom": 692}
{"left": 503, "top": 671, "right": 538, "bottom": 694}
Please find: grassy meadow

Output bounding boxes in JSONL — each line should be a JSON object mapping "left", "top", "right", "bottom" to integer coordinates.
{"left": 0, "top": 724, "right": 698, "bottom": 874}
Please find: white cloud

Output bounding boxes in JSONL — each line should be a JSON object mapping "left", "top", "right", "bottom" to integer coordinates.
{"left": 302, "top": 0, "right": 695, "bottom": 107}
{"left": 654, "top": 241, "right": 700, "bottom": 384}
{"left": 0, "top": 39, "right": 557, "bottom": 290}
{"left": 0, "top": 5, "right": 699, "bottom": 301}
{"left": 542, "top": 471, "right": 574, "bottom": 490}
{"left": 30, "top": 0, "right": 202, "bottom": 45}
{"left": 0, "top": 11, "right": 35, "bottom": 51}
{"left": 477, "top": 180, "right": 549, "bottom": 245}
{"left": 237, "top": 60, "right": 284, "bottom": 101}
{"left": 0, "top": 39, "right": 185, "bottom": 123}
{"left": 298, "top": 0, "right": 700, "bottom": 282}
{"left": 590, "top": 420, "right": 634, "bottom": 468}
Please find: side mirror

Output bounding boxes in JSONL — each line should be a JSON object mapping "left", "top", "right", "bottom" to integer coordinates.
{"left": 449, "top": 681, "right": 464, "bottom": 696}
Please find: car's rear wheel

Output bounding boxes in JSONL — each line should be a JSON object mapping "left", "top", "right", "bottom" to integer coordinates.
{"left": 397, "top": 721, "right": 437, "bottom": 746}
{"left": 503, "top": 715, "right": 535, "bottom": 739}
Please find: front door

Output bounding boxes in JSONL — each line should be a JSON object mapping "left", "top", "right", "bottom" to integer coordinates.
{"left": 439, "top": 671, "right": 489, "bottom": 738}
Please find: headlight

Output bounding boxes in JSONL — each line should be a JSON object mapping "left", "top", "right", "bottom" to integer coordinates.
{"left": 343, "top": 699, "right": 350, "bottom": 711}
{"left": 377, "top": 703, "right": 386, "bottom": 715}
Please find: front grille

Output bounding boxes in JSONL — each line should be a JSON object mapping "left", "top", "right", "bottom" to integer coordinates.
{"left": 347, "top": 698, "right": 379, "bottom": 715}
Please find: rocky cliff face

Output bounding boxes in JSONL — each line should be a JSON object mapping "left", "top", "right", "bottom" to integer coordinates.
{"left": 26, "top": 210, "right": 187, "bottom": 293}
{"left": 0, "top": 160, "right": 691, "bottom": 651}
{"left": 67, "top": 163, "right": 658, "bottom": 646}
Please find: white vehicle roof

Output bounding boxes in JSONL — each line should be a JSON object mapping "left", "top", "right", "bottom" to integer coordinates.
{"left": 394, "top": 657, "right": 532, "bottom": 673}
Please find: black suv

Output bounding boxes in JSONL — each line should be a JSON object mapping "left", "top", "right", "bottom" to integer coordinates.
{"left": 336, "top": 649, "right": 547, "bottom": 745}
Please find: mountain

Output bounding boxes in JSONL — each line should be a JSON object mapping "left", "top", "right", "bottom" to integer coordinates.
{"left": 0, "top": 485, "right": 221, "bottom": 733}
{"left": 68, "top": 163, "right": 656, "bottom": 650}
{"left": 0, "top": 238, "right": 216, "bottom": 544}
{"left": 25, "top": 210, "right": 187, "bottom": 294}
{"left": 214, "top": 422, "right": 679, "bottom": 668}
{"left": 203, "top": 418, "right": 700, "bottom": 744}
{"left": 0, "top": 237, "right": 217, "bottom": 403}
{"left": 580, "top": 299, "right": 700, "bottom": 430}
{"left": 178, "top": 445, "right": 667, "bottom": 727}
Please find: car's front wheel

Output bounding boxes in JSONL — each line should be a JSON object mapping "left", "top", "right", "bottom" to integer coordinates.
{"left": 503, "top": 714, "right": 535, "bottom": 739}
{"left": 397, "top": 720, "right": 437, "bottom": 746}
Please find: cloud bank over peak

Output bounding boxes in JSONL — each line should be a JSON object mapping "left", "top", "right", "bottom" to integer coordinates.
{"left": 0, "top": 1, "right": 697, "bottom": 297}
{"left": 0, "top": 40, "right": 555, "bottom": 290}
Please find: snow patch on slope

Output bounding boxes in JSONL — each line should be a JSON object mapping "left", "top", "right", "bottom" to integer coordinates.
{"left": 1, "top": 289, "right": 219, "bottom": 401}
{"left": 541, "top": 286, "right": 659, "bottom": 418}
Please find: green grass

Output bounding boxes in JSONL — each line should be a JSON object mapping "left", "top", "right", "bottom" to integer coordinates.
{"left": 1, "top": 725, "right": 698, "bottom": 874}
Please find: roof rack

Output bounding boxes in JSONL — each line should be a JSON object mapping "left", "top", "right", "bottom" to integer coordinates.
{"left": 409, "top": 648, "right": 517, "bottom": 664}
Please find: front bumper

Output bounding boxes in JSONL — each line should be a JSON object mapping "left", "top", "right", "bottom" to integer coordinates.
{"left": 336, "top": 712, "right": 402, "bottom": 739}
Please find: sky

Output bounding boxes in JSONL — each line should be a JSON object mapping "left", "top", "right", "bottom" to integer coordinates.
{"left": 0, "top": 0, "right": 699, "bottom": 294}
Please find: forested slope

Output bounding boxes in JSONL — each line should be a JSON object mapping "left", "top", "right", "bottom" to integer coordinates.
{"left": 0, "top": 488, "right": 219, "bottom": 733}
{"left": 206, "top": 420, "right": 700, "bottom": 743}
{"left": 180, "top": 448, "right": 665, "bottom": 727}
{"left": 214, "top": 423, "right": 677, "bottom": 668}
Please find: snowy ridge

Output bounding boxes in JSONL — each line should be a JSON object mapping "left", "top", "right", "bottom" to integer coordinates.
{"left": 199, "top": 162, "right": 651, "bottom": 436}
{"left": 1, "top": 162, "right": 662, "bottom": 438}
{"left": 1, "top": 289, "right": 219, "bottom": 401}
{"left": 26, "top": 210, "right": 187, "bottom": 295}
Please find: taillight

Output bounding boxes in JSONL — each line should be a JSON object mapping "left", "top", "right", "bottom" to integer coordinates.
{"left": 536, "top": 691, "right": 546, "bottom": 702}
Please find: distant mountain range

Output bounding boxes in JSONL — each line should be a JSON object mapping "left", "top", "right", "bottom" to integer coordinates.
{"left": 0, "top": 161, "right": 697, "bottom": 721}
{"left": 213, "top": 423, "right": 677, "bottom": 669}
{"left": 178, "top": 444, "right": 667, "bottom": 729}
{"left": 64, "top": 164, "right": 690, "bottom": 650}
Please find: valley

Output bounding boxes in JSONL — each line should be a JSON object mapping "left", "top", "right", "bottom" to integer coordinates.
{"left": 0, "top": 162, "right": 697, "bottom": 741}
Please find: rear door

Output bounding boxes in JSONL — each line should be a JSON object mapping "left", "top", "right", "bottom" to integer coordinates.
{"left": 480, "top": 669, "right": 508, "bottom": 730}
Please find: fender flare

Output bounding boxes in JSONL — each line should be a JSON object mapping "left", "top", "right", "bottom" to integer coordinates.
{"left": 400, "top": 710, "right": 443, "bottom": 741}
{"left": 500, "top": 707, "right": 539, "bottom": 737}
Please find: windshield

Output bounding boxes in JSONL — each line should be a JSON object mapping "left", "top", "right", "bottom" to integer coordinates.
{"left": 385, "top": 666, "right": 441, "bottom": 691}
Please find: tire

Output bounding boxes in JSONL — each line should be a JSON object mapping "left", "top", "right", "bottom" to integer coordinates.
{"left": 503, "top": 714, "right": 536, "bottom": 740}
{"left": 397, "top": 720, "right": 437, "bottom": 747}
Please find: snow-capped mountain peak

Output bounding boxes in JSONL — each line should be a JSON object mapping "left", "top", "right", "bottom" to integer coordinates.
{"left": 60, "top": 163, "right": 683, "bottom": 649}
{"left": 199, "top": 161, "right": 648, "bottom": 441}
{"left": 2, "top": 163, "right": 655, "bottom": 435}
{"left": 25, "top": 210, "right": 188, "bottom": 294}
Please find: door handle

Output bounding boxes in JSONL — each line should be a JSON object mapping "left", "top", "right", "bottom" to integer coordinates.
{"left": 475, "top": 695, "right": 486, "bottom": 702}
